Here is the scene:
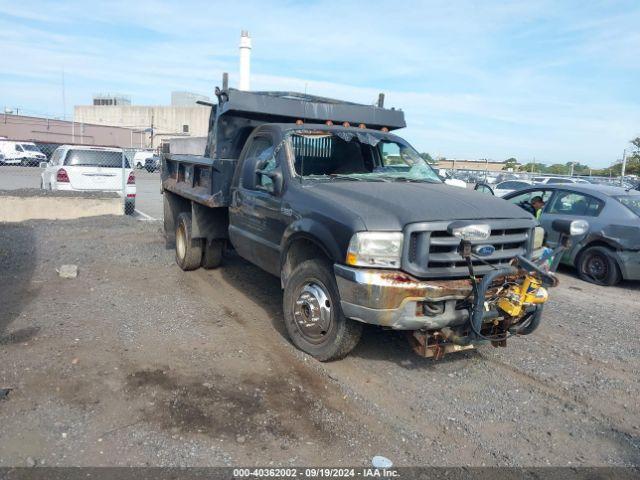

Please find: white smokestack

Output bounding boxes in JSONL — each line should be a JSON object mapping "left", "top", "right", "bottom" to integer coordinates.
{"left": 239, "top": 30, "right": 252, "bottom": 91}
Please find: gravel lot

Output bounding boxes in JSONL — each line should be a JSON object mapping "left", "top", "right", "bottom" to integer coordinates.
{"left": 0, "top": 216, "right": 638, "bottom": 467}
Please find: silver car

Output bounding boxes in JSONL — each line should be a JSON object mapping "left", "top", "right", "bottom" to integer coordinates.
{"left": 476, "top": 182, "right": 640, "bottom": 285}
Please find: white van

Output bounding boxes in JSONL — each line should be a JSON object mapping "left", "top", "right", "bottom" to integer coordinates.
{"left": 0, "top": 140, "right": 47, "bottom": 166}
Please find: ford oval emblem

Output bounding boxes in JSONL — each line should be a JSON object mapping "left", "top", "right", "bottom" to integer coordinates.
{"left": 473, "top": 244, "right": 495, "bottom": 257}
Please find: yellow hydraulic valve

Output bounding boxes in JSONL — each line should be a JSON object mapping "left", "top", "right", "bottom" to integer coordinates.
{"left": 496, "top": 275, "right": 549, "bottom": 317}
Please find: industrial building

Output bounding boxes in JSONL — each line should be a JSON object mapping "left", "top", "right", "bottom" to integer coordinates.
{"left": 0, "top": 113, "right": 143, "bottom": 149}
{"left": 171, "top": 91, "right": 211, "bottom": 107}
{"left": 74, "top": 92, "right": 212, "bottom": 149}
{"left": 92, "top": 93, "right": 131, "bottom": 106}
{"left": 436, "top": 158, "right": 516, "bottom": 172}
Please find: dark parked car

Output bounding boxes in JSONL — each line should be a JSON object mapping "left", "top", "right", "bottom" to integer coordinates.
{"left": 476, "top": 182, "right": 640, "bottom": 285}
{"left": 145, "top": 155, "right": 160, "bottom": 172}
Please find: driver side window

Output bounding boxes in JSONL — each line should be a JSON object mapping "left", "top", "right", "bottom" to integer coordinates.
{"left": 257, "top": 151, "right": 277, "bottom": 190}
{"left": 508, "top": 190, "right": 552, "bottom": 206}
{"left": 243, "top": 136, "right": 276, "bottom": 190}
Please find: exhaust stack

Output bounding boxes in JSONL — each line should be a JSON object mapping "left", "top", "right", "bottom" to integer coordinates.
{"left": 239, "top": 30, "right": 252, "bottom": 91}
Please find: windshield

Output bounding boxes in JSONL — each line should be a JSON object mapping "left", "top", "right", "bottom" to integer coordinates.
{"left": 616, "top": 195, "right": 640, "bottom": 217}
{"left": 21, "top": 144, "right": 40, "bottom": 152}
{"left": 64, "top": 149, "right": 130, "bottom": 168}
{"left": 289, "top": 132, "right": 441, "bottom": 183}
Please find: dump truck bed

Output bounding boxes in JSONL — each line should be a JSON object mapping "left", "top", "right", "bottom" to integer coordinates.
{"left": 161, "top": 88, "right": 406, "bottom": 207}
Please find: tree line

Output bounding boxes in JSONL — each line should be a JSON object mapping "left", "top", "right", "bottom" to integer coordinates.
{"left": 420, "top": 137, "right": 640, "bottom": 176}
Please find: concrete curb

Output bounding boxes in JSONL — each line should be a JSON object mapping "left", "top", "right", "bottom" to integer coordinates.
{"left": 0, "top": 189, "right": 123, "bottom": 222}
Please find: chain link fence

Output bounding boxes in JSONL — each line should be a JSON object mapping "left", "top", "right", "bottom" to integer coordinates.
{"left": 1, "top": 139, "right": 138, "bottom": 215}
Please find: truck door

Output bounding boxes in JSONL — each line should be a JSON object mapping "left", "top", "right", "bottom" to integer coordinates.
{"left": 229, "top": 133, "right": 288, "bottom": 276}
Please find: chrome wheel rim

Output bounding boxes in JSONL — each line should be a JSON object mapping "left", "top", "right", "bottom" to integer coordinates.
{"left": 293, "top": 282, "right": 332, "bottom": 343}
{"left": 176, "top": 224, "right": 186, "bottom": 260}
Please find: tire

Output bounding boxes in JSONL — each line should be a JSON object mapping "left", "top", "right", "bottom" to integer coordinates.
{"left": 577, "top": 246, "right": 621, "bottom": 286}
{"left": 201, "top": 239, "right": 224, "bottom": 269}
{"left": 283, "top": 259, "right": 362, "bottom": 361}
{"left": 125, "top": 200, "right": 135, "bottom": 216}
{"left": 175, "top": 213, "right": 202, "bottom": 271}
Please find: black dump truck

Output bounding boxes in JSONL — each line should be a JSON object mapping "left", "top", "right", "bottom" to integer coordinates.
{"left": 161, "top": 86, "right": 585, "bottom": 361}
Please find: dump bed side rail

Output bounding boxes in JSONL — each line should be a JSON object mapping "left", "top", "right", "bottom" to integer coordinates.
{"left": 161, "top": 153, "right": 235, "bottom": 208}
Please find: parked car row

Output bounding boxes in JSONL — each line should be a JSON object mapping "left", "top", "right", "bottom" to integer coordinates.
{"left": 131, "top": 150, "right": 160, "bottom": 172}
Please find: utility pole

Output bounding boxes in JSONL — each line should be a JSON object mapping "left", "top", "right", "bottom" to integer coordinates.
{"left": 570, "top": 162, "right": 575, "bottom": 177}
{"left": 150, "top": 113, "right": 154, "bottom": 149}
{"left": 620, "top": 149, "right": 627, "bottom": 185}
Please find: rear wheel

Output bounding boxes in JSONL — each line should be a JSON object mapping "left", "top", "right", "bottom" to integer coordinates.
{"left": 201, "top": 239, "right": 224, "bottom": 269}
{"left": 283, "top": 259, "right": 362, "bottom": 361}
{"left": 175, "top": 213, "right": 202, "bottom": 271}
{"left": 577, "top": 246, "right": 621, "bottom": 286}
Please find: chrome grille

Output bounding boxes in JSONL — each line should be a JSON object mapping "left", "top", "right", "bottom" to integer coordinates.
{"left": 403, "top": 219, "right": 535, "bottom": 278}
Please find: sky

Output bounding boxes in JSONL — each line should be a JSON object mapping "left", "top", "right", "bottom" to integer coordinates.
{"left": 0, "top": 0, "right": 638, "bottom": 167}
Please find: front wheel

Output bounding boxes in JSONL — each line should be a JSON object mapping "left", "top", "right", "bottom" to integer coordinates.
{"left": 283, "top": 259, "right": 362, "bottom": 361}
{"left": 577, "top": 246, "right": 621, "bottom": 286}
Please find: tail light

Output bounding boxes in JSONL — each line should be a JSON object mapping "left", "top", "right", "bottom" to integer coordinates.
{"left": 56, "top": 168, "right": 69, "bottom": 183}
{"left": 127, "top": 172, "right": 135, "bottom": 185}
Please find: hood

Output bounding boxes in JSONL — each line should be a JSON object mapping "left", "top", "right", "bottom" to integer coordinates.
{"left": 303, "top": 181, "right": 532, "bottom": 230}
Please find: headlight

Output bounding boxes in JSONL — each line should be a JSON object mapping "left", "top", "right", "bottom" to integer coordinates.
{"left": 447, "top": 221, "right": 491, "bottom": 241}
{"left": 346, "top": 232, "right": 403, "bottom": 269}
{"left": 533, "top": 226, "right": 545, "bottom": 249}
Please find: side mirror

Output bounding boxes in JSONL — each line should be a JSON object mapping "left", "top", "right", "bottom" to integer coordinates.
{"left": 39, "top": 162, "right": 48, "bottom": 169}
{"left": 474, "top": 183, "right": 495, "bottom": 195}
{"left": 256, "top": 167, "right": 283, "bottom": 195}
{"left": 241, "top": 156, "right": 260, "bottom": 189}
{"left": 552, "top": 219, "right": 589, "bottom": 236}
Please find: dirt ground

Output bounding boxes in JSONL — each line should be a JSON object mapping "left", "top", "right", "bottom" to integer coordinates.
{"left": 0, "top": 216, "right": 638, "bottom": 467}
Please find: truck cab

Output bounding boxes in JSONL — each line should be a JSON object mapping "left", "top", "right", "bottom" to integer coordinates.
{"left": 162, "top": 88, "right": 551, "bottom": 361}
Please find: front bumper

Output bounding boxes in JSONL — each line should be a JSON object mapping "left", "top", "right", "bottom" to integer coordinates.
{"left": 334, "top": 264, "right": 475, "bottom": 330}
